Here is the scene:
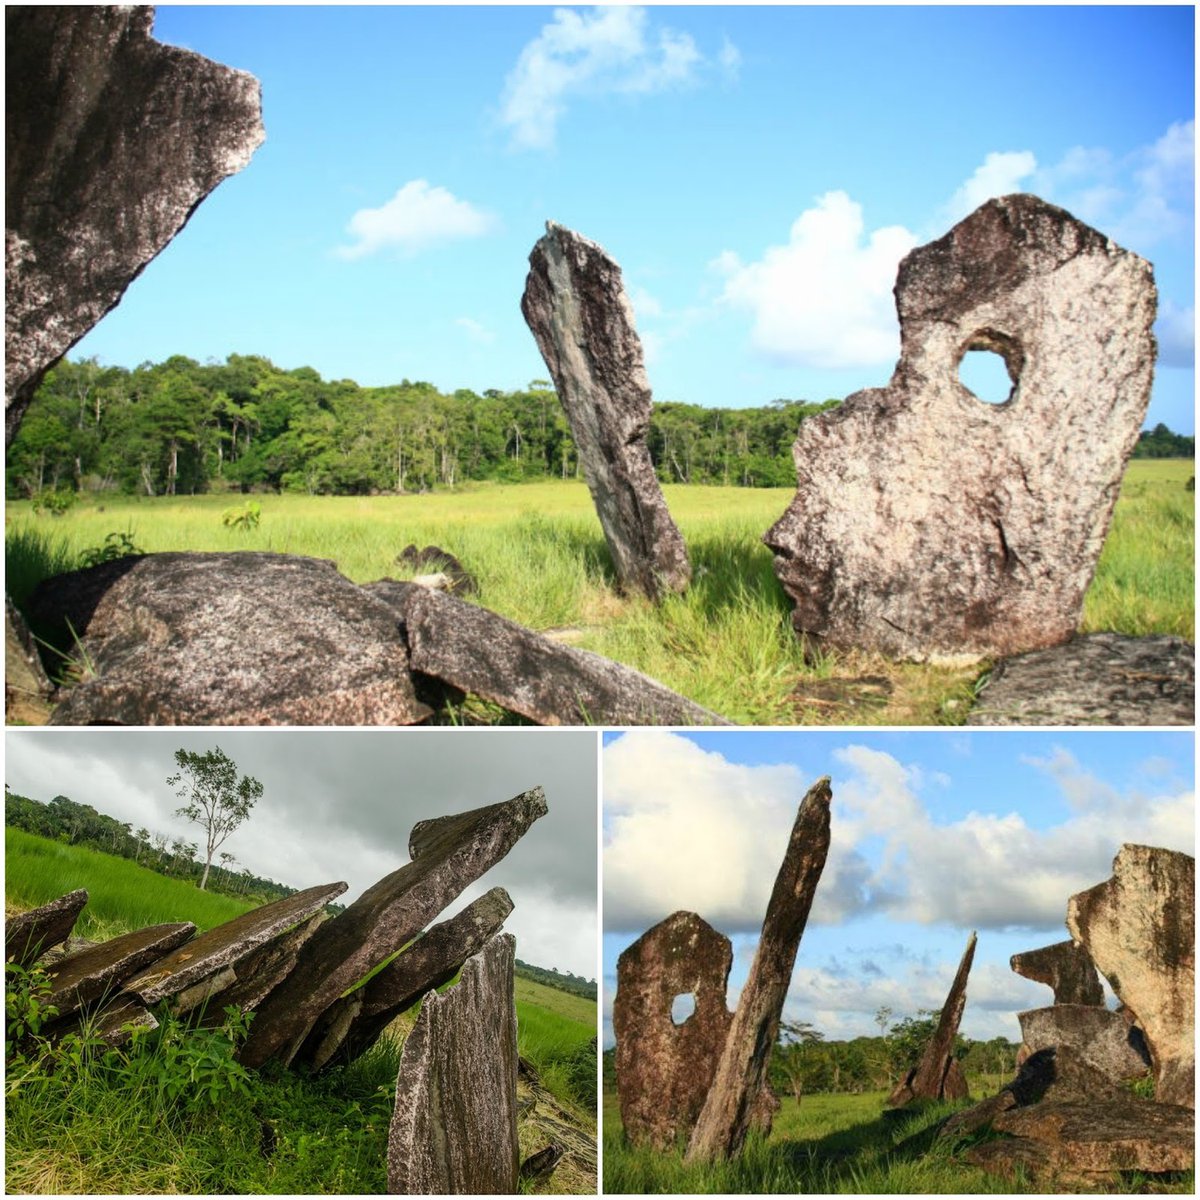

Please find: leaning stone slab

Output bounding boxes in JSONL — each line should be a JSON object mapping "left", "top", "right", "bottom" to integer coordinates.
{"left": 1017, "top": 1005, "right": 1150, "bottom": 1085}
{"left": 47, "top": 996, "right": 160, "bottom": 1048}
{"left": 765, "top": 195, "right": 1157, "bottom": 664}
{"left": 370, "top": 580, "right": 729, "bottom": 726}
{"left": 5, "top": 6, "right": 264, "bottom": 442}
{"left": 521, "top": 222, "right": 691, "bottom": 600}
{"left": 687, "top": 777, "right": 832, "bottom": 1162}
{"left": 888, "top": 931, "right": 977, "bottom": 1107}
{"left": 387, "top": 933, "right": 520, "bottom": 1195}
{"left": 240, "top": 789, "right": 547, "bottom": 1070}
{"left": 300, "top": 886, "right": 515, "bottom": 1070}
{"left": 614, "top": 911, "right": 735, "bottom": 1150}
{"left": 1010, "top": 940, "right": 1104, "bottom": 1006}
{"left": 29, "top": 553, "right": 432, "bottom": 726}
{"left": 6, "top": 889, "right": 88, "bottom": 967}
{"left": 43, "top": 922, "right": 194, "bottom": 1017}
{"left": 1067, "top": 844, "right": 1194, "bottom": 1108}
{"left": 124, "top": 882, "right": 346, "bottom": 1004}
{"left": 967, "top": 633, "right": 1194, "bottom": 725}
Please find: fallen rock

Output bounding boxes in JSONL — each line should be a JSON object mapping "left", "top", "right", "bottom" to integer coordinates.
{"left": 888, "top": 932, "right": 977, "bottom": 1107}
{"left": 1010, "top": 940, "right": 1104, "bottom": 1006}
{"left": 298, "top": 886, "right": 514, "bottom": 1071}
{"left": 387, "top": 933, "right": 520, "bottom": 1195}
{"left": 1067, "top": 844, "right": 1194, "bottom": 1107}
{"left": 687, "top": 777, "right": 832, "bottom": 1162}
{"left": 396, "top": 545, "right": 478, "bottom": 596}
{"left": 45, "top": 995, "right": 159, "bottom": 1048}
{"left": 967, "top": 633, "right": 1194, "bottom": 725}
{"left": 239, "top": 789, "right": 547, "bottom": 1070}
{"left": 6, "top": 597, "right": 52, "bottom": 723}
{"left": 6, "top": 889, "right": 88, "bottom": 967}
{"left": 1018, "top": 1005, "right": 1151, "bottom": 1085}
{"left": 521, "top": 222, "right": 691, "bottom": 600}
{"left": 765, "top": 195, "right": 1157, "bottom": 664}
{"left": 5, "top": 6, "right": 264, "bottom": 441}
{"left": 519, "top": 1144, "right": 563, "bottom": 1184}
{"left": 613, "top": 911, "right": 735, "bottom": 1150}
{"left": 29, "top": 553, "right": 432, "bottom": 725}
{"left": 124, "top": 881, "right": 346, "bottom": 1004}
{"left": 370, "top": 580, "right": 729, "bottom": 726}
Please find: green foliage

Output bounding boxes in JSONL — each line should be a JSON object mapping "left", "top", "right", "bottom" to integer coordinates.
{"left": 77, "top": 529, "right": 144, "bottom": 568}
{"left": 30, "top": 488, "right": 76, "bottom": 516}
{"left": 1133, "top": 423, "right": 1194, "bottom": 458}
{"left": 515, "top": 984, "right": 597, "bottom": 1114}
{"left": 4, "top": 962, "right": 59, "bottom": 1058}
{"left": 515, "top": 957, "right": 596, "bottom": 999}
{"left": 222, "top": 500, "right": 262, "bottom": 530}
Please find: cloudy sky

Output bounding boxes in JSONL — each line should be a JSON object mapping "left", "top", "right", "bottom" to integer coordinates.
{"left": 5, "top": 728, "right": 598, "bottom": 980}
{"left": 602, "top": 729, "right": 1194, "bottom": 1046}
{"left": 69, "top": 6, "right": 1194, "bottom": 431}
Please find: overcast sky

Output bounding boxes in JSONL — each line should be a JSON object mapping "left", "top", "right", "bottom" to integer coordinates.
{"left": 602, "top": 729, "right": 1194, "bottom": 1046}
{"left": 5, "top": 728, "right": 598, "bottom": 981}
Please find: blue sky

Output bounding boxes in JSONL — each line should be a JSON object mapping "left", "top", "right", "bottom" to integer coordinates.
{"left": 72, "top": 6, "right": 1195, "bottom": 431}
{"left": 601, "top": 729, "right": 1193, "bottom": 1044}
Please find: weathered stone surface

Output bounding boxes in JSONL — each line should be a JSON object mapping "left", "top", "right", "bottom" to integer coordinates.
{"left": 124, "top": 881, "right": 346, "bottom": 1004}
{"left": 687, "top": 777, "right": 833, "bottom": 1162}
{"left": 46, "top": 995, "right": 159, "bottom": 1048}
{"left": 387, "top": 933, "right": 520, "bottom": 1195}
{"left": 1010, "top": 940, "right": 1104, "bottom": 1006}
{"left": 613, "top": 911, "right": 735, "bottom": 1150}
{"left": 6, "top": 597, "right": 52, "bottom": 723}
{"left": 765, "top": 195, "right": 1156, "bottom": 664}
{"left": 1067, "top": 844, "right": 1194, "bottom": 1107}
{"left": 967, "top": 633, "right": 1194, "bottom": 725}
{"left": 888, "top": 932, "right": 977, "bottom": 1107}
{"left": 29, "top": 553, "right": 432, "bottom": 725}
{"left": 43, "top": 921, "right": 194, "bottom": 1016}
{"left": 240, "top": 789, "right": 547, "bottom": 1070}
{"left": 521, "top": 222, "right": 691, "bottom": 601}
{"left": 519, "top": 1144, "right": 564, "bottom": 1184}
{"left": 6, "top": 888, "right": 88, "bottom": 966}
{"left": 1017, "top": 1005, "right": 1150, "bottom": 1085}
{"left": 370, "top": 579, "right": 729, "bottom": 726}
{"left": 396, "top": 544, "right": 478, "bottom": 596}
{"left": 299, "top": 886, "right": 514, "bottom": 1071}
{"left": 5, "top": 6, "right": 264, "bottom": 442}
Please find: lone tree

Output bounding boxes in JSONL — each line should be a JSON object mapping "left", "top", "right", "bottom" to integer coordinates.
{"left": 168, "top": 746, "right": 263, "bottom": 890}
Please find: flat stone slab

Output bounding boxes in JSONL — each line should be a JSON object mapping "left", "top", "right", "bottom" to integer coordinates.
{"left": 6, "top": 889, "right": 88, "bottom": 967}
{"left": 765, "top": 195, "right": 1157, "bottom": 664}
{"left": 239, "top": 789, "right": 547, "bottom": 1070}
{"left": 371, "top": 580, "right": 730, "bottom": 726}
{"left": 29, "top": 553, "right": 433, "bottom": 725}
{"left": 47, "top": 995, "right": 159, "bottom": 1048}
{"left": 387, "top": 933, "right": 520, "bottom": 1194}
{"left": 967, "top": 633, "right": 1194, "bottom": 725}
{"left": 43, "top": 922, "right": 195, "bottom": 1016}
{"left": 1010, "top": 939, "right": 1104, "bottom": 1006}
{"left": 124, "top": 881, "right": 346, "bottom": 1004}
{"left": 1018, "top": 1005, "right": 1150, "bottom": 1084}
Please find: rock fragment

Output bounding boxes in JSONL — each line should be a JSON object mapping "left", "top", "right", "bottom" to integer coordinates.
{"left": 1017, "top": 1005, "right": 1151, "bottom": 1086}
{"left": 687, "top": 777, "right": 832, "bottom": 1162}
{"left": 766, "top": 195, "right": 1157, "bottom": 663}
{"left": 6, "top": 889, "right": 89, "bottom": 967}
{"left": 387, "top": 934, "right": 520, "bottom": 1194}
{"left": 521, "top": 222, "right": 691, "bottom": 600}
{"left": 1010, "top": 939, "right": 1104, "bottom": 1006}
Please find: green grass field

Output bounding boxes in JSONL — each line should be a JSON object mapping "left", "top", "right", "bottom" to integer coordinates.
{"left": 6, "top": 459, "right": 1192, "bottom": 724}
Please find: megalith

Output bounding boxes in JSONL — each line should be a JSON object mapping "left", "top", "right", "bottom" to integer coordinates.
{"left": 5, "top": 5, "right": 265, "bottom": 442}
{"left": 1017, "top": 1005, "right": 1151, "bottom": 1086}
{"left": 765, "top": 194, "right": 1157, "bottom": 663}
{"left": 521, "top": 222, "right": 691, "bottom": 601}
{"left": 387, "top": 933, "right": 520, "bottom": 1195}
{"left": 687, "top": 777, "right": 832, "bottom": 1162}
{"left": 887, "top": 931, "right": 976, "bottom": 1107}
{"left": 239, "top": 788, "right": 547, "bottom": 1070}
{"left": 1066, "top": 844, "right": 1194, "bottom": 1108}
{"left": 613, "top": 911, "right": 735, "bottom": 1149}
{"left": 1010, "top": 940, "right": 1104, "bottom": 1006}
{"left": 5, "top": 888, "right": 89, "bottom": 967}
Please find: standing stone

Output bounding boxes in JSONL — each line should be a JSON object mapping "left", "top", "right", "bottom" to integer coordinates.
{"left": 1066, "top": 844, "right": 1194, "bottom": 1108}
{"left": 521, "top": 222, "right": 691, "bottom": 600}
{"left": 5, "top": 6, "right": 264, "bottom": 442}
{"left": 6, "top": 889, "right": 88, "bottom": 966}
{"left": 387, "top": 933, "right": 520, "bottom": 1195}
{"left": 1010, "top": 940, "right": 1104, "bottom": 1006}
{"left": 687, "top": 777, "right": 832, "bottom": 1162}
{"left": 613, "top": 911, "right": 735, "bottom": 1150}
{"left": 240, "top": 788, "right": 547, "bottom": 1070}
{"left": 888, "top": 931, "right": 977, "bottom": 1107}
{"left": 765, "top": 195, "right": 1157, "bottom": 664}
{"left": 1017, "top": 1005, "right": 1151, "bottom": 1086}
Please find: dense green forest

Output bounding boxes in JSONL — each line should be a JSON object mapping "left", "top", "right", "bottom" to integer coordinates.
{"left": 515, "top": 958, "right": 597, "bottom": 999}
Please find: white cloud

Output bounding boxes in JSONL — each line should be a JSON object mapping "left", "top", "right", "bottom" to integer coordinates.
{"left": 718, "top": 36, "right": 742, "bottom": 80}
{"left": 499, "top": 7, "right": 729, "bottom": 151}
{"left": 942, "top": 150, "right": 1037, "bottom": 225}
{"left": 455, "top": 316, "right": 496, "bottom": 346}
{"left": 335, "top": 180, "right": 496, "bottom": 259}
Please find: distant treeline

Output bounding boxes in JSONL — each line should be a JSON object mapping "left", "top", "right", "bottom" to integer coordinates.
{"left": 1134, "top": 423, "right": 1195, "bottom": 458}
{"left": 515, "top": 957, "right": 597, "bottom": 1001}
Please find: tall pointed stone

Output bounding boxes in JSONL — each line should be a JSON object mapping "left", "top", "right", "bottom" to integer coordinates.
{"left": 521, "top": 222, "right": 691, "bottom": 600}
{"left": 686, "top": 777, "right": 832, "bottom": 1162}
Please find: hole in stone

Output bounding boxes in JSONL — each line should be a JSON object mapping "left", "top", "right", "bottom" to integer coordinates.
{"left": 959, "top": 348, "right": 1015, "bottom": 405}
{"left": 671, "top": 992, "right": 696, "bottom": 1025}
